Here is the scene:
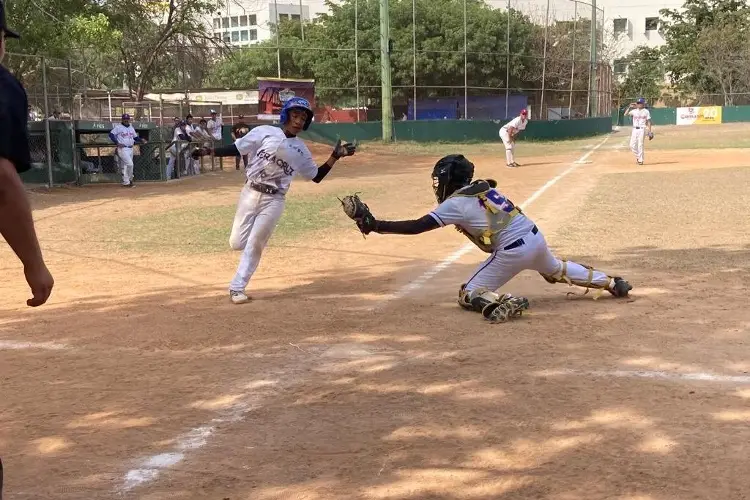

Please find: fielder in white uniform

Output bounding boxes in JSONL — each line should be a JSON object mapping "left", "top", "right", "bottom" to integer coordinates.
{"left": 193, "top": 97, "right": 356, "bottom": 304}
{"left": 624, "top": 98, "right": 652, "bottom": 165}
{"left": 499, "top": 109, "right": 528, "bottom": 168}
{"left": 345, "top": 155, "right": 632, "bottom": 323}
{"left": 109, "top": 113, "right": 146, "bottom": 187}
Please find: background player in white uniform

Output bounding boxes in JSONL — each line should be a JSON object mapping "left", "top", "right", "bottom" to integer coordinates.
{"left": 341, "top": 155, "right": 632, "bottom": 323}
{"left": 207, "top": 109, "right": 223, "bottom": 142}
{"left": 109, "top": 113, "right": 146, "bottom": 187}
{"left": 624, "top": 97, "right": 653, "bottom": 165}
{"left": 193, "top": 97, "right": 356, "bottom": 304}
{"left": 499, "top": 109, "right": 528, "bottom": 168}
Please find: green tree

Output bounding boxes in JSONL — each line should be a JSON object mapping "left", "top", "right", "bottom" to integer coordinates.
{"left": 614, "top": 46, "right": 664, "bottom": 104}
{"left": 208, "top": 0, "right": 543, "bottom": 106}
{"left": 660, "top": 0, "right": 750, "bottom": 101}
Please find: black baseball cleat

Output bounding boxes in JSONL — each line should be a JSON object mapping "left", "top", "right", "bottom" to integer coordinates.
{"left": 609, "top": 277, "right": 632, "bottom": 298}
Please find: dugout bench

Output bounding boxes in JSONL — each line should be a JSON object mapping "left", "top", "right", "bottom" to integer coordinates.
{"left": 73, "top": 120, "right": 164, "bottom": 184}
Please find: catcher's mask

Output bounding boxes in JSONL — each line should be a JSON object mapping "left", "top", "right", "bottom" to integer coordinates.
{"left": 431, "top": 154, "right": 475, "bottom": 203}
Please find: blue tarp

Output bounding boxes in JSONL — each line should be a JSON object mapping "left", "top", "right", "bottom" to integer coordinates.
{"left": 407, "top": 95, "right": 529, "bottom": 121}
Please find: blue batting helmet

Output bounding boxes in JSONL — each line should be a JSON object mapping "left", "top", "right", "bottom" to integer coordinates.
{"left": 280, "top": 97, "right": 314, "bottom": 130}
{"left": 122, "top": 113, "right": 131, "bottom": 120}
{"left": 636, "top": 97, "right": 646, "bottom": 104}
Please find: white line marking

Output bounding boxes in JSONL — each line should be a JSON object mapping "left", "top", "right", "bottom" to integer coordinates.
{"left": 548, "top": 368, "right": 750, "bottom": 384}
{"left": 0, "top": 340, "right": 68, "bottom": 350}
{"left": 118, "top": 135, "right": 614, "bottom": 493}
{"left": 381, "top": 134, "right": 612, "bottom": 303}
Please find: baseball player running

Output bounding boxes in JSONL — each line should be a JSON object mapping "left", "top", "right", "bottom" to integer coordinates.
{"left": 499, "top": 109, "right": 528, "bottom": 168}
{"left": 624, "top": 97, "right": 653, "bottom": 165}
{"left": 340, "top": 154, "right": 632, "bottom": 323}
{"left": 192, "top": 97, "right": 356, "bottom": 304}
{"left": 109, "top": 113, "right": 146, "bottom": 187}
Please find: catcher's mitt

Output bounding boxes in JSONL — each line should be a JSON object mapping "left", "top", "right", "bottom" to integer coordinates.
{"left": 339, "top": 193, "right": 376, "bottom": 237}
{"left": 648, "top": 131, "right": 654, "bottom": 141}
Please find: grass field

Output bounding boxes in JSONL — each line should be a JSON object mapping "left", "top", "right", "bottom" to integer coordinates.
{"left": 1, "top": 122, "right": 749, "bottom": 499}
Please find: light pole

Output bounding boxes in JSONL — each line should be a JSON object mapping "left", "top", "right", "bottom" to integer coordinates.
{"left": 567, "top": 0, "right": 603, "bottom": 117}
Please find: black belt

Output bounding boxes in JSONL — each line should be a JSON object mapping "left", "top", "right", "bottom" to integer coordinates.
{"left": 247, "top": 181, "right": 279, "bottom": 195}
{"left": 634, "top": 127, "right": 643, "bottom": 129}
{"left": 503, "top": 225, "right": 538, "bottom": 251}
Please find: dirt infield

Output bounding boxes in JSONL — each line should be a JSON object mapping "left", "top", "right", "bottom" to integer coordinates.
{"left": 1, "top": 125, "right": 749, "bottom": 499}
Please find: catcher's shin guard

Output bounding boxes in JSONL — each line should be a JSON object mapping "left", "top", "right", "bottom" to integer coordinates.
{"left": 539, "top": 261, "right": 632, "bottom": 299}
{"left": 458, "top": 286, "right": 530, "bottom": 323}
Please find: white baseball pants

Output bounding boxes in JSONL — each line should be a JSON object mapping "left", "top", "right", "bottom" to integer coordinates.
{"left": 499, "top": 128, "right": 515, "bottom": 165}
{"left": 228, "top": 183, "right": 285, "bottom": 292}
{"left": 462, "top": 226, "right": 612, "bottom": 293}
{"left": 630, "top": 127, "right": 646, "bottom": 163}
{"left": 117, "top": 147, "right": 134, "bottom": 185}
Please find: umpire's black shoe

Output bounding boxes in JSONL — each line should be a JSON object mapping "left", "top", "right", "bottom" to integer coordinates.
{"left": 609, "top": 277, "right": 632, "bottom": 298}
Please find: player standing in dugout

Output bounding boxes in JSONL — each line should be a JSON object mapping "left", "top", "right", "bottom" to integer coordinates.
{"left": 1, "top": 3, "right": 56, "bottom": 496}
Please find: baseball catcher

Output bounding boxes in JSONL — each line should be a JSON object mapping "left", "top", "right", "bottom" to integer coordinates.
{"left": 340, "top": 154, "right": 632, "bottom": 323}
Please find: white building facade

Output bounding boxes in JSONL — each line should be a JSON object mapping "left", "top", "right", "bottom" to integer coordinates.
{"left": 210, "top": 0, "right": 330, "bottom": 46}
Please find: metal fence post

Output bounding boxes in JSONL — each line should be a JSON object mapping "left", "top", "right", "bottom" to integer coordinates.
{"left": 505, "top": 0, "right": 511, "bottom": 119}
{"left": 66, "top": 59, "right": 74, "bottom": 119}
{"left": 540, "top": 0, "right": 550, "bottom": 120}
{"left": 41, "top": 57, "right": 54, "bottom": 188}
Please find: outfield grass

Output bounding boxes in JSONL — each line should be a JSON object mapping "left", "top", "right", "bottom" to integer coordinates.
{"left": 357, "top": 136, "right": 604, "bottom": 158}
{"left": 620, "top": 123, "right": 750, "bottom": 151}
{"left": 98, "top": 193, "right": 348, "bottom": 255}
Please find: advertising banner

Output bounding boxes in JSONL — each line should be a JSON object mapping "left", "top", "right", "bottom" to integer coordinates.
{"left": 257, "top": 78, "right": 315, "bottom": 121}
{"left": 676, "top": 106, "right": 722, "bottom": 125}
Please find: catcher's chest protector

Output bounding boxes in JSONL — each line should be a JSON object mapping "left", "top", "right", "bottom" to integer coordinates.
{"left": 449, "top": 181, "right": 522, "bottom": 253}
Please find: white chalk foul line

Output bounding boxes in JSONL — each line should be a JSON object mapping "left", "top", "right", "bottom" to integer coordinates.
{"left": 382, "top": 134, "right": 611, "bottom": 304}
{"left": 0, "top": 340, "right": 68, "bottom": 350}
{"left": 118, "top": 134, "right": 612, "bottom": 493}
{"left": 549, "top": 368, "right": 750, "bottom": 385}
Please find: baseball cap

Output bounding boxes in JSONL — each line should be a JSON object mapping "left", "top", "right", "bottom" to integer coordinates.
{"left": 520, "top": 109, "right": 528, "bottom": 116}
{"left": 121, "top": 113, "right": 131, "bottom": 120}
{"left": 1, "top": 1, "right": 20, "bottom": 39}
{"left": 636, "top": 97, "right": 646, "bottom": 104}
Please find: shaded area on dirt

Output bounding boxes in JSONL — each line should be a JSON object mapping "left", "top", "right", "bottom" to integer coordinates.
{"left": 1, "top": 243, "right": 749, "bottom": 499}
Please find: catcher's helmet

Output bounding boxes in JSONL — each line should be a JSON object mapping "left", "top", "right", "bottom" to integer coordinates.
{"left": 280, "top": 97, "right": 314, "bottom": 130}
{"left": 432, "top": 154, "right": 475, "bottom": 203}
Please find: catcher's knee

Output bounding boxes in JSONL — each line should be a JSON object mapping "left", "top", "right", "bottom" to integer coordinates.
{"left": 459, "top": 284, "right": 498, "bottom": 312}
{"left": 458, "top": 285, "right": 529, "bottom": 322}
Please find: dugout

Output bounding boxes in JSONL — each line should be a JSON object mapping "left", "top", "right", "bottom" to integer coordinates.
{"left": 73, "top": 120, "right": 164, "bottom": 184}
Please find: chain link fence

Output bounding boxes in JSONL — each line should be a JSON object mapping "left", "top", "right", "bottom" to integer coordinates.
{"left": 212, "top": 0, "right": 613, "bottom": 122}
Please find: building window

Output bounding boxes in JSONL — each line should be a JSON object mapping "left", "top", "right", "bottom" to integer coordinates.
{"left": 240, "top": 15, "right": 247, "bottom": 26}
{"left": 223, "top": 32, "right": 230, "bottom": 43}
{"left": 613, "top": 18, "right": 627, "bottom": 34}
{"left": 645, "top": 17, "right": 659, "bottom": 31}
{"left": 240, "top": 30, "right": 248, "bottom": 41}
{"left": 231, "top": 31, "right": 239, "bottom": 42}
{"left": 614, "top": 59, "right": 627, "bottom": 74}
{"left": 278, "top": 13, "right": 289, "bottom": 20}
{"left": 231, "top": 16, "right": 239, "bottom": 27}
{"left": 213, "top": 18, "right": 220, "bottom": 29}
{"left": 222, "top": 17, "right": 229, "bottom": 28}
{"left": 214, "top": 32, "right": 221, "bottom": 41}
{"left": 249, "top": 29, "right": 257, "bottom": 41}
{"left": 249, "top": 14, "right": 257, "bottom": 25}
{"left": 291, "top": 14, "right": 300, "bottom": 21}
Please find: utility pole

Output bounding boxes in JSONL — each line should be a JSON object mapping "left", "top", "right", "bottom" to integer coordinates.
{"left": 380, "top": 0, "right": 393, "bottom": 141}
{"left": 589, "top": 0, "right": 597, "bottom": 117}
